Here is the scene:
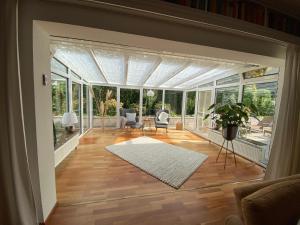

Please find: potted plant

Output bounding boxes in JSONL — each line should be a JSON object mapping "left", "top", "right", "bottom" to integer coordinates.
{"left": 204, "top": 102, "right": 257, "bottom": 141}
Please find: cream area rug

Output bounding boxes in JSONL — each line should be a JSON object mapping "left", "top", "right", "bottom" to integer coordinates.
{"left": 106, "top": 136, "right": 208, "bottom": 189}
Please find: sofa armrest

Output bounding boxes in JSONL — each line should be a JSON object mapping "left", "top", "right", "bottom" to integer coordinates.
{"left": 224, "top": 215, "right": 243, "bottom": 225}
{"left": 234, "top": 174, "right": 300, "bottom": 218}
{"left": 241, "top": 179, "right": 300, "bottom": 225}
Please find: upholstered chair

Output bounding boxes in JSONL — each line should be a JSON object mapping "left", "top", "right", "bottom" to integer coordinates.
{"left": 119, "top": 108, "right": 138, "bottom": 128}
{"left": 154, "top": 109, "right": 170, "bottom": 132}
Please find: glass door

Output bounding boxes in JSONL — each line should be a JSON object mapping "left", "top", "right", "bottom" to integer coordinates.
{"left": 196, "top": 90, "right": 212, "bottom": 135}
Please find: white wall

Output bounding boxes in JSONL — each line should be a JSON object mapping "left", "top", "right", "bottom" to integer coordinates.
{"left": 32, "top": 22, "right": 57, "bottom": 219}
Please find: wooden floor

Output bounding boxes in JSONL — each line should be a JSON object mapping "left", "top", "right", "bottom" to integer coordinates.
{"left": 47, "top": 128, "right": 264, "bottom": 225}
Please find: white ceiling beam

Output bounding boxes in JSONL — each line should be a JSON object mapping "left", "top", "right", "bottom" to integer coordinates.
{"left": 141, "top": 57, "right": 162, "bottom": 86}
{"left": 168, "top": 65, "right": 218, "bottom": 88}
{"left": 124, "top": 55, "right": 129, "bottom": 85}
{"left": 157, "top": 61, "right": 191, "bottom": 86}
{"left": 89, "top": 49, "right": 109, "bottom": 83}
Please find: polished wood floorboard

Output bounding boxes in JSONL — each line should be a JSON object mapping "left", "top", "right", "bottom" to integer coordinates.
{"left": 48, "top": 128, "right": 264, "bottom": 225}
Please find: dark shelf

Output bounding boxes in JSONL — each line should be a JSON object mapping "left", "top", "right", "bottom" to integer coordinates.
{"left": 161, "top": 0, "right": 300, "bottom": 37}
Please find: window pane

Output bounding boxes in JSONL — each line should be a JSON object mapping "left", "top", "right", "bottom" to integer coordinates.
{"left": 51, "top": 58, "right": 68, "bottom": 74}
{"left": 51, "top": 74, "right": 73, "bottom": 150}
{"left": 164, "top": 90, "right": 183, "bottom": 116}
{"left": 72, "top": 82, "right": 81, "bottom": 134}
{"left": 82, "top": 84, "right": 89, "bottom": 132}
{"left": 143, "top": 89, "right": 163, "bottom": 116}
{"left": 92, "top": 86, "right": 117, "bottom": 128}
{"left": 216, "top": 74, "right": 240, "bottom": 85}
{"left": 185, "top": 91, "right": 196, "bottom": 129}
{"left": 120, "top": 88, "right": 140, "bottom": 113}
{"left": 215, "top": 86, "right": 239, "bottom": 105}
{"left": 241, "top": 82, "right": 278, "bottom": 148}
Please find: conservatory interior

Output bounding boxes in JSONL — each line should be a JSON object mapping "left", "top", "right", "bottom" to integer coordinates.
{"left": 51, "top": 38, "right": 279, "bottom": 168}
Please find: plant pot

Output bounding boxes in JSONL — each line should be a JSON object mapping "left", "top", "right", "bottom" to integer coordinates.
{"left": 222, "top": 125, "right": 238, "bottom": 141}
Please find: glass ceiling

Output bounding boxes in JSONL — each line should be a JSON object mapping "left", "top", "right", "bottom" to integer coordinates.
{"left": 51, "top": 42, "right": 255, "bottom": 89}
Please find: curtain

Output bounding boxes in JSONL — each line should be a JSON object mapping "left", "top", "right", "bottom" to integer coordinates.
{"left": 0, "top": 0, "right": 38, "bottom": 224}
{"left": 265, "top": 45, "right": 300, "bottom": 180}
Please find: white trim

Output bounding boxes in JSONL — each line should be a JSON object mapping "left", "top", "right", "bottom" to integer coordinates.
{"left": 162, "top": 89, "right": 165, "bottom": 110}
{"left": 80, "top": 83, "right": 84, "bottom": 134}
{"left": 181, "top": 91, "right": 187, "bottom": 128}
{"left": 116, "top": 86, "right": 120, "bottom": 128}
{"left": 139, "top": 88, "right": 143, "bottom": 123}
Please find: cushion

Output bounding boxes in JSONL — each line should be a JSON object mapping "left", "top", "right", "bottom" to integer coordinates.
{"left": 156, "top": 121, "right": 169, "bottom": 125}
{"left": 224, "top": 215, "right": 243, "bottom": 225}
{"left": 241, "top": 179, "right": 300, "bottom": 225}
{"left": 126, "top": 113, "right": 136, "bottom": 122}
{"left": 158, "top": 112, "right": 169, "bottom": 123}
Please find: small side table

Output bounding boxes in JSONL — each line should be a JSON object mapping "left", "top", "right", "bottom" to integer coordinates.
{"left": 130, "top": 123, "right": 145, "bottom": 135}
{"left": 143, "top": 117, "right": 152, "bottom": 129}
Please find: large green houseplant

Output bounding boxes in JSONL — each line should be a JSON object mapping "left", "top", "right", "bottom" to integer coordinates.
{"left": 204, "top": 102, "right": 257, "bottom": 140}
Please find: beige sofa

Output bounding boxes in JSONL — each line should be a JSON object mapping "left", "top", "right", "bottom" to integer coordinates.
{"left": 225, "top": 174, "right": 300, "bottom": 225}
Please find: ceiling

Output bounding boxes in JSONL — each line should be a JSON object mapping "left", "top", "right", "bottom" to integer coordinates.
{"left": 51, "top": 40, "right": 261, "bottom": 90}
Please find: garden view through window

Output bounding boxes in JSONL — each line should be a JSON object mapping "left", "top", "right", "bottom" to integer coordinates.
{"left": 92, "top": 85, "right": 117, "bottom": 128}
{"left": 72, "top": 82, "right": 81, "bottom": 134}
{"left": 184, "top": 91, "right": 196, "bottom": 130}
{"left": 241, "top": 82, "right": 278, "bottom": 144}
{"left": 143, "top": 89, "right": 163, "bottom": 116}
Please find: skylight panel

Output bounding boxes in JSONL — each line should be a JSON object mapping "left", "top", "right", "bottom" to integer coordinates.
{"left": 127, "top": 54, "right": 160, "bottom": 86}
{"left": 93, "top": 49, "right": 125, "bottom": 84}
{"left": 177, "top": 64, "right": 236, "bottom": 88}
{"left": 144, "top": 57, "right": 187, "bottom": 87}
{"left": 54, "top": 46, "right": 105, "bottom": 83}
{"left": 161, "top": 62, "right": 216, "bottom": 88}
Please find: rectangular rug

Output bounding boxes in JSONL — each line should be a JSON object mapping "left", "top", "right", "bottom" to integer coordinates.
{"left": 106, "top": 136, "right": 208, "bottom": 189}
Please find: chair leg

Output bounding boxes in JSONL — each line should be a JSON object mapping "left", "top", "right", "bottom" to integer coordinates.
{"left": 231, "top": 141, "right": 237, "bottom": 167}
{"left": 166, "top": 127, "right": 168, "bottom": 133}
{"left": 216, "top": 139, "right": 225, "bottom": 162}
{"left": 224, "top": 140, "right": 229, "bottom": 169}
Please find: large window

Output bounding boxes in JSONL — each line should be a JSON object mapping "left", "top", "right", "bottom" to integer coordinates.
{"left": 215, "top": 86, "right": 239, "bottom": 105}
{"left": 72, "top": 82, "right": 81, "bottom": 133}
{"left": 241, "top": 82, "right": 278, "bottom": 143}
{"left": 164, "top": 90, "right": 183, "bottom": 117}
{"left": 92, "top": 86, "right": 117, "bottom": 128}
{"left": 143, "top": 89, "right": 163, "bottom": 116}
{"left": 185, "top": 91, "right": 196, "bottom": 129}
{"left": 82, "top": 84, "right": 90, "bottom": 132}
{"left": 51, "top": 74, "right": 72, "bottom": 149}
{"left": 120, "top": 88, "right": 140, "bottom": 113}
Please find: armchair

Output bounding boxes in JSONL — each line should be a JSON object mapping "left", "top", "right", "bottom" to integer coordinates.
{"left": 154, "top": 109, "right": 170, "bottom": 132}
{"left": 120, "top": 108, "right": 138, "bottom": 128}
